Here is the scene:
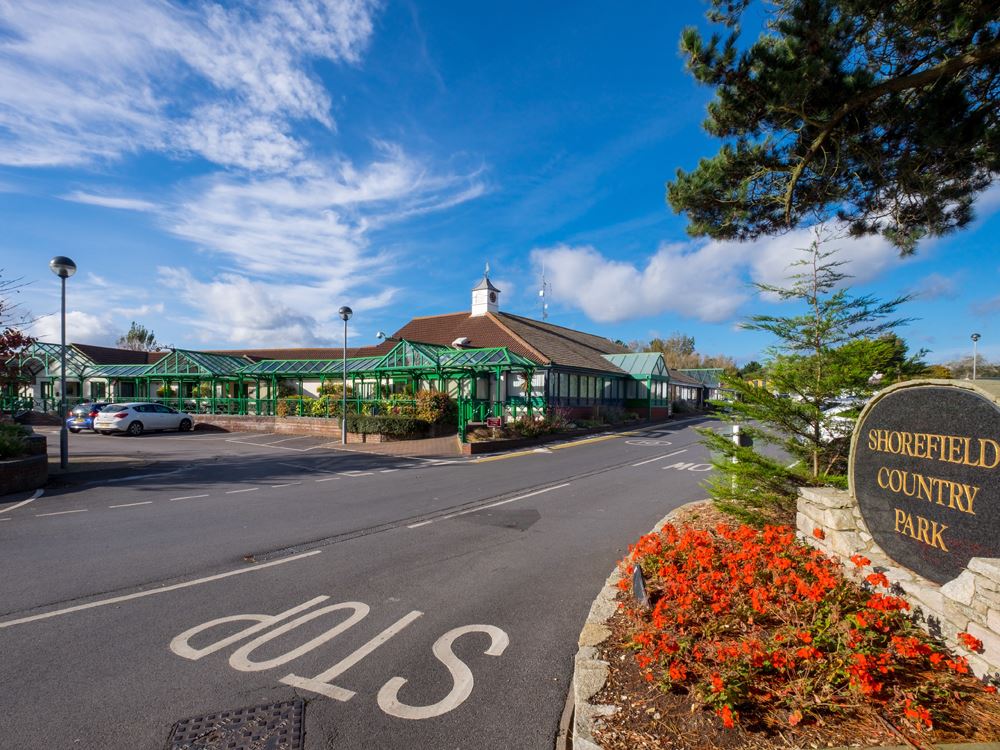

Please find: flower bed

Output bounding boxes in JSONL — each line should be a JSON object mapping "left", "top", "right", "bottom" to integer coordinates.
{"left": 601, "top": 519, "right": 1000, "bottom": 748}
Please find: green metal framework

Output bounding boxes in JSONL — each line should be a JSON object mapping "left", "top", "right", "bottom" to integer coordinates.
{"left": 9, "top": 338, "right": 686, "bottom": 439}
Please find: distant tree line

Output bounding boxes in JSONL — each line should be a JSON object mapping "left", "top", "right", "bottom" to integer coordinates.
{"left": 628, "top": 332, "right": 737, "bottom": 371}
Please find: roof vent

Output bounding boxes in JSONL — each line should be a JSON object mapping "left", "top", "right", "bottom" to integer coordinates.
{"left": 452, "top": 337, "right": 470, "bottom": 348}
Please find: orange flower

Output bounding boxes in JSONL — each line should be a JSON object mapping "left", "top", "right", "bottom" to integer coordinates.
{"left": 718, "top": 705, "right": 736, "bottom": 729}
{"left": 865, "top": 572, "right": 890, "bottom": 588}
{"left": 812, "top": 527, "right": 825, "bottom": 540}
{"left": 958, "top": 632, "right": 984, "bottom": 652}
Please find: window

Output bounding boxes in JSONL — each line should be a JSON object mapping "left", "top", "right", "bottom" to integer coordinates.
{"left": 569, "top": 375, "right": 578, "bottom": 399}
{"left": 90, "top": 381, "right": 106, "bottom": 400}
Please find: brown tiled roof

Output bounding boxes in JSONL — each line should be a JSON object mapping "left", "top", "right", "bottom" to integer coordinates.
{"left": 668, "top": 368, "right": 706, "bottom": 387}
{"left": 388, "top": 311, "right": 629, "bottom": 373}
{"left": 72, "top": 343, "right": 166, "bottom": 365}
{"left": 495, "top": 313, "right": 630, "bottom": 372}
{"left": 207, "top": 346, "right": 386, "bottom": 361}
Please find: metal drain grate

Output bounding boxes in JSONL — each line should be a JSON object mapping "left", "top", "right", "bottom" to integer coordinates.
{"left": 167, "top": 699, "right": 305, "bottom": 750}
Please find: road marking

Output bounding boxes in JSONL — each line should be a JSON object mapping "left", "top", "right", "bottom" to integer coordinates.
{"left": 270, "top": 482, "right": 302, "bottom": 488}
{"left": 474, "top": 448, "right": 539, "bottom": 463}
{"left": 787, "top": 460, "right": 800, "bottom": 469}
{"left": 626, "top": 439, "right": 673, "bottom": 446}
{"left": 379, "top": 469, "right": 399, "bottom": 473}
{"left": 406, "top": 520, "right": 432, "bottom": 529}
{"left": 169, "top": 493, "right": 210, "bottom": 502}
{"left": 279, "top": 461, "right": 339, "bottom": 474}
{"left": 280, "top": 610, "right": 424, "bottom": 701}
{"left": 315, "top": 477, "right": 338, "bottom": 482}
{"left": 36, "top": 509, "right": 88, "bottom": 517}
{"left": 377, "top": 624, "right": 509, "bottom": 720}
{"left": 339, "top": 471, "right": 373, "bottom": 477}
{"left": 109, "top": 501, "right": 153, "bottom": 508}
{"left": 662, "top": 461, "right": 713, "bottom": 472}
{"left": 0, "top": 550, "right": 322, "bottom": 629}
{"left": 226, "top": 487, "right": 260, "bottom": 494}
{"left": 444, "top": 483, "right": 571, "bottom": 517}
{"left": 102, "top": 468, "right": 186, "bottom": 483}
{"left": 1, "top": 488, "right": 44, "bottom": 512}
{"left": 267, "top": 435, "right": 317, "bottom": 444}
{"left": 0, "top": 517, "right": 10, "bottom": 521}
{"left": 631, "top": 449, "right": 687, "bottom": 467}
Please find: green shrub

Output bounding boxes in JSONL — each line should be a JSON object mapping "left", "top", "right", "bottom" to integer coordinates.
{"left": 415, "top": 391, "right": 456, "bottom": 423}
{"left": 276, "top": 396, "right": 314, "bottom": 417}
{"left": 346, "top": 414, "right": 430, "bottom": 438}
{"left": 0, "top": 424, "right": 28, "bottom": 459}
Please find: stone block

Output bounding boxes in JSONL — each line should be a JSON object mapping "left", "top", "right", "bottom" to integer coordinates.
{"left": 578, "top": 623, "right": 611, "bottom": 647}
{"left": 904, "top": 580, "right": 945, "bottom": 614}
{"left": 942, "top": 599, "right": 971, "bottom": 634}
{"left": 969, "top": 558, "right": 1000, "bottom": 589}
{"left": 966, "top": 621, "right": 1000, "bottom": 670}
{"left": 829, "top": 530, "right": 865, "bottom": 558}
{"left": 940, "top": 570, "right": 977, "bottom": 606}
{"left": 799, "top": 486, "right": 853, "bottom": 510}
{"left": 822, "top": 507, "right": 857, "bottom": 532}
{"left": 989, "top": 608, "right": 1000, "bottom": 633}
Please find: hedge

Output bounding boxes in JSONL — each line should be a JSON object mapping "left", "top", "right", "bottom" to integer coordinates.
{"left": 346, "top": 414, "right": 431, "bottom": 438}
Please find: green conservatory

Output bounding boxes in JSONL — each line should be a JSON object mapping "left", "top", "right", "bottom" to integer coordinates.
{"left": 7, "top": 339, "right": 541, "bottom": 440}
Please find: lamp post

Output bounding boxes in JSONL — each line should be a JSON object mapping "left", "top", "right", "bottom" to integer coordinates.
{"left": 339, "top": 306, "right": 353, "bottom": 444}
{"left": 971, "top": 333, "right": 981, "bottom": 380}
{"left": 49, "top": 256, "right": 77, "bottom": 470}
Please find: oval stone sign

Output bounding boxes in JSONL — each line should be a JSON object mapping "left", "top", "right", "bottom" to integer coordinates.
{"left": 850, "top": 381, "right": 1000, "bottom": 584}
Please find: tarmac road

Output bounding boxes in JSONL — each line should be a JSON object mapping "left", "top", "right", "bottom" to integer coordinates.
{"left": 0, "top": 417, "right": 719, "bottom": 749}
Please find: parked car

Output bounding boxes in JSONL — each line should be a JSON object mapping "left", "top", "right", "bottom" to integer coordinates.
{"left": 65, "top": 402, "right": 110, "bottom": 433}
{"left": 93, "top": 402, "right": 194, "bottom": 436}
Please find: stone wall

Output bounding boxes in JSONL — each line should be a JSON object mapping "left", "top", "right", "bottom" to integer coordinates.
{"left": 196, "top": 414, "right": 342, "bottom": 438}
{"left": 798, "top": 486, "right": 1000, "bottom": 679}
{"left": 0, "top": 453, "right": 47, "bottom": 496}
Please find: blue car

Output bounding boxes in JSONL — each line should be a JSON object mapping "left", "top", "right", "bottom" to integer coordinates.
{"left": 66, "top": 402, "right": 110, "bottom": 433}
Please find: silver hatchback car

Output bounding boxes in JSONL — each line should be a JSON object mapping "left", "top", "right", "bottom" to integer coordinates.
{"left": 93, "top": 402, "right": 195, "bottom": 436}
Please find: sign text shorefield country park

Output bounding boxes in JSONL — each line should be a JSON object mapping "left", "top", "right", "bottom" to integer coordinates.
{"left": 850, "top": 382, "right": 1000, "bottom": 584}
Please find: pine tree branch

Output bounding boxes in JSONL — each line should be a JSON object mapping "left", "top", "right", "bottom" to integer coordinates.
{"left": 782, "top": 37, "right": 1000, "bottom": 225}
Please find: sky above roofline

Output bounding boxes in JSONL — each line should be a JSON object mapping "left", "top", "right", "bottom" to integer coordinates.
{"left": 2, "top": 1, "right": 998, "bottom": 367}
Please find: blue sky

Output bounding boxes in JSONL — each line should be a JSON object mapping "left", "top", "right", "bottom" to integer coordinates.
{"left": 1, "top": 0, "right": 998, "bottom": 365}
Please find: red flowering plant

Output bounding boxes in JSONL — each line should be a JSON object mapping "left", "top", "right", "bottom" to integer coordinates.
{"left": 617, "top": 523, "right": 989, "bottom": 733}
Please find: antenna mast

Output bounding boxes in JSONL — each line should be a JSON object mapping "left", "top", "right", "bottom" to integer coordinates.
{"left": 538, "top": 266, "right": 551, "bottom": 321}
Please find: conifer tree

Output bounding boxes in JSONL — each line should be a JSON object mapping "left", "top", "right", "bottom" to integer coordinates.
{"left": 701, "top": 230, "right": 924, "bottom": 523}
{"left": 668, "top": 0, "right": 1000, "bottom": 255}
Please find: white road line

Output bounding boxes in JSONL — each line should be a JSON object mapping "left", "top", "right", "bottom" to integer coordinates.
{"left": 103, "top": 468, "right": 186, "bottom": 483}
{"left": 409, "top": 483, "right": 573, "bottom": 529}
{"left": 226, "top": 487, "right": 260, "bottom": 494}
{"left": 270, "top": 482, "right": 302, "bottom": 488}
{"left": 36, "top": 509, "right": 88, "bottom": 517}
{"left": 1, "top": 488, "right": 44, "bottom": 512}
{"left": 279, "top": 462, "right": 339, "bottom": 474}
{"left": 0, "top": 517, "right": 11, "bottom": 521}
{"left": 0, "top": 550, "right": 322, "bottom": 629}
{"left": 631, "top": 449, "right": 688, "bottom": 467}
{"left": 225, "top": 438, "right": 313, "bottom": 452}
{"left": 315, "top": 477, "right": 338, "bottom": 482}
{"left": 169, "top": 493, "right": 210, "bottom": 502}
{"left": 786, "top": 460, "right": 800, "bottom": 469}
{"left": 109, "top": 501, "right": 153, "bottom": 509}
{"left": 339, "top": 471, "right": 373, "bottom": 477}
{"left": 266, "top": 436, "right": 316, "bottom": 444}
{"left": 379, "top": 469, "right": 399, "bottom": 473}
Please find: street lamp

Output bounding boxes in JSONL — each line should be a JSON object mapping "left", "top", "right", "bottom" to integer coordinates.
{"left": 972, "top": 333, "right": 981, "bottom": 381}
{"left": 339, "top": 306, "right": 353, "bottom": 444}
{"left": 49, "top": 256, "right": 77, "bottom": 470}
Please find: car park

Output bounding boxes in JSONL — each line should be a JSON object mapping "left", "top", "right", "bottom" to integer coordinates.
{"left": 93, "top": 402, "right": 194, "bottom": 436}
{"left": 65, "top": 402, "right": 110, "bottom": 433}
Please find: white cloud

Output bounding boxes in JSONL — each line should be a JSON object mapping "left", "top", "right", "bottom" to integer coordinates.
{"left": 29, "top": 310, "right": 118, "bottom": 345}
{"left": 157, "top": 266, "right": 396, "bottom": 346}
{"left": 531, "top": 225, "right": 903, "bottom": 324}
{"left": 909, "top": 272, "right": 960, "bottom": 301}
{"left": 61, "top": 191, "right": 157, "bottom": 211}
{"left": 0, "top": 0, "right": 377, "bottom": 170}
{"left": 164, "top": 145, "right": 485, "bottom": 276}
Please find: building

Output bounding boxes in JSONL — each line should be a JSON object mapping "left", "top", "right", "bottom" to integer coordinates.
{"left": 6, "top": 274, "right": 707, "bottom": 439}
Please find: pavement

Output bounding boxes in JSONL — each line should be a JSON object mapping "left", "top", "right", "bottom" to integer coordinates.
{"left": 0, "top": 416, "right": 722, "bottom": 749}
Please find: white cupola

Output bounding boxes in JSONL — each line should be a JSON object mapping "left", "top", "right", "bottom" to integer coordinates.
{"left": 471, "top": 263, "right": 500, "bottom": 316}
